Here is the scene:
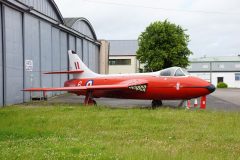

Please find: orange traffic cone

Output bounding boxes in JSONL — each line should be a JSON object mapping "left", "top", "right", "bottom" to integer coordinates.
{"left": 186, "top": 100, "right": 191, "bottom": 109}
{"left": 200, "top": 96, "right": 206, "bottom": 109}
{"left": 194, "top": 99, "right": 198, "bottom": 107}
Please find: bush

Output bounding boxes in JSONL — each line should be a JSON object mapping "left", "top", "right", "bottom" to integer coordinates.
{"left": 217, "top": 82, "right": 228, "bottom": 88}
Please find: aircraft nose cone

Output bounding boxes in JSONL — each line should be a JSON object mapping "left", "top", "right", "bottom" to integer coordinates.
{"left": 206, "top": 84, "right": 216, "bottom": 93}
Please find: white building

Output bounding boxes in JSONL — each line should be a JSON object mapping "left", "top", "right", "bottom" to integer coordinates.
{"left": 108, "top": 40, "right": 140, "bottom": 74}
{"left": 188, "top": 56, "right": 240, "bottom": 88}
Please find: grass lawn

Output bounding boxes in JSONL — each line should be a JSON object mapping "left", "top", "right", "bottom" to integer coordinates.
{"left": 0, "top": 102, "right": 240, "bottom": 160}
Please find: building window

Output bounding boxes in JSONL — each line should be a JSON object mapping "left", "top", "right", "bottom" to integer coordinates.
{"left": 109, "top": 59, "right": 131, "bottom": 65}
{"left": 202, "top": 64, "right": 208, "bottom": 69}
{"left": 235, "top": 64, "right": 240, "bottom": 68}
{"left": 218, "top": 64, "right": 224, "bottom": 69}
{"left": 217, "top": 77, "right": 224, "bottom": 83}
{"left": 235, "top": 73, "right": 240, "bottom": 81}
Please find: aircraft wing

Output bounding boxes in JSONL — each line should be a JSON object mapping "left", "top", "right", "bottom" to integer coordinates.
{"left": 23, "top": 79, "right": 148, "bottom": 92}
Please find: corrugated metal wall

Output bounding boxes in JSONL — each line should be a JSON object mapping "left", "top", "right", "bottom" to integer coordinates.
{"left": 51, "top": 27, "right": 61, "bottom": 96}
{"left": 76, "top": 38, "right": 83, "bottom": 60}
{"left": 68, "top": 35, "right": 76, "bottom": 80}
{"left": 68, "top": 35, "right": 76, "bottom": 52}
{"left": 23, "top": 14, "right": 41, "bottom": 101}
{"left": 4, "top": 6, "right": 24, "bottom": 105}
{"left": 0, "top": 4, "right": 3, "bottom": 106}
{"left": 88, "top": 43, "right": 94, "bottom": 71}
{"left": 60, "top": 31, "right": 68, "bottom": 93}
{"left": 18, "top": 0, "right": 60, "bottom": 22}
{"left": 0, "top": 1, "right": 100, "bottom": 106}
{"left": 40, "top": 21, "right": 52, "bottom": 97}
{"left": 83, "top": 39, "right": 89, "bottom": 66}
{"left": 72, "top": 21, "right": 94, "bottom": 39}
{"left": 88, "top": 43, "right": 99, "bottom": 73}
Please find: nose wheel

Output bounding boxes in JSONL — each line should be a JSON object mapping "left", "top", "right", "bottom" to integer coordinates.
{"left": 152, "top": 100, "right": 163, "bottom": 109}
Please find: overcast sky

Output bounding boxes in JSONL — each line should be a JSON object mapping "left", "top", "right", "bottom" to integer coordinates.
{"left": 54, "top": 0, "right": 240, "bottom": 58}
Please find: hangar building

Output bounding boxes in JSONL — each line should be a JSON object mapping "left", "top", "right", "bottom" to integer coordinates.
{"left": 0, "top": 0, "right": 100, "bottom": 106}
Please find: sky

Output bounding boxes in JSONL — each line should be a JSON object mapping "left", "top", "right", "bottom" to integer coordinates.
{"left": 54, "top": 0, "right": 240, "bottom": 58}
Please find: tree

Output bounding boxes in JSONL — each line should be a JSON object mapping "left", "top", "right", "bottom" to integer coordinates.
{"left": 136, "top": 20, "right": 192, "bottom": 72}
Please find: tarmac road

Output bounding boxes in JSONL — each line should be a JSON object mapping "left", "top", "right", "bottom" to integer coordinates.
{"left": 49, "top": 89, "right": 240, "bottom": 111}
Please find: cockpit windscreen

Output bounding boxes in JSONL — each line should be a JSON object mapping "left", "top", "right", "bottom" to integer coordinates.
{"left": 160, "top": 67, "right": 189, "bottom": 77}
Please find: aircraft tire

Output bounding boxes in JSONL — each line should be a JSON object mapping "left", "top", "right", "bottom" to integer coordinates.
{"left": 152, "top": 100, "right": 163, "bottom": 109}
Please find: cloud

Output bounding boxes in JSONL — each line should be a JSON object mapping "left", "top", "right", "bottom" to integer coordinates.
{"left": 54, "top": 0, "right": 240, "bottom": 57}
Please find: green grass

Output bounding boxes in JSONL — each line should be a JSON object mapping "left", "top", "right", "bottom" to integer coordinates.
{"left": 0, "top": 102, "right": 240, "bottom": 160}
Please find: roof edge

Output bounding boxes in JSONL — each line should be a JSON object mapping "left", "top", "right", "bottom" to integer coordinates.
{"left": 51, "top": 0, "right": 64, "bottom": 24}
{"left": 64, "top": 17, "right": 97, "bottom": 40}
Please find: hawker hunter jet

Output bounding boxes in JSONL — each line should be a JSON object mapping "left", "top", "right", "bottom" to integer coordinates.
{"left": 23, "top": 50, "right": 216, "bottom": 107}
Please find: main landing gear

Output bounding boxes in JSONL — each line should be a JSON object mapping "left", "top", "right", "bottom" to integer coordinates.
{"left": 151, "top": 100, "right": 163, "bottom": 109}
{"left": 84, "top": 91, "right": 97, "bottom": 106}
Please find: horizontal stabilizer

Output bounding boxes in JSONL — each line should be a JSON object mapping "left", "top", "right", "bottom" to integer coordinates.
{"left": 44, "top": 70, "right": 84, "bottom": 74}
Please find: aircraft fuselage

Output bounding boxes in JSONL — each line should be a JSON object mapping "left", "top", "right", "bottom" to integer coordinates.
{"left": 64, "top": 75, "right": 214, "bottom": 100}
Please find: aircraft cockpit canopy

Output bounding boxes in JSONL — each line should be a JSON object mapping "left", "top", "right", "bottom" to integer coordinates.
{"left": 160, "top": 67, "right": 190, "bottom": 77}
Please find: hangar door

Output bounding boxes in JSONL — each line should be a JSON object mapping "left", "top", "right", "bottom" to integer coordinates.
{"left": 4, "top": 6, "right": 23, "bottom": 105}
{"left": 0, "top": 4, "right": 3, "bottom": 106}
{"left": 60, "top": 31, "right": 68, "bottom": 92}
{"left": 23, "top": 14, "right": 41, "bottom": 101}
{"left": 52, "top": 27, "right": 61, "bottom": 96}
{"left": 88, "top": 43, "right": 99, "bottom": 73}
{"left": 40, "top": 21, "right": 52, "bottom": 97}
{"left": 83, "top": 39, "right": 89, "bottom": 66}
{"left": 68, "top": 35, "right": 76, "bottom": 52}
{"left": 76, "top": 38, "right": 83, "bottom": 60}
{"left": 68, "top": 35, "right": 75, "bottom": 79}
{"left": 88, "top": 43, "right": 95, "bottom": 71}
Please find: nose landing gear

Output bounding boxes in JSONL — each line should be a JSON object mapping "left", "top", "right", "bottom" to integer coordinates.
{"left": 151, "top": 100, "right": 163, "bottom": 109}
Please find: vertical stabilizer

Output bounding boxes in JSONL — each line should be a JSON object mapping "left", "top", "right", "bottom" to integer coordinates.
{"left": 68, "top": 50, "right": 99, "bottom": 78}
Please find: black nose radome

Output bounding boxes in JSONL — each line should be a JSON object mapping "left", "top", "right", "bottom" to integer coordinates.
{"left": 206, "top": 84, "right": 216, "bottom": 93}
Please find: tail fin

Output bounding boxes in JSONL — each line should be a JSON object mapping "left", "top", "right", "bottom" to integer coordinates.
{"left": 68, "top": 50, "right": 99, "bottom": 78}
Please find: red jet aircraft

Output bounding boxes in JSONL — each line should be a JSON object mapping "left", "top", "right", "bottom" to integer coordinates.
{"left": 23, "top": 50, "right": 215, "bottom": 107}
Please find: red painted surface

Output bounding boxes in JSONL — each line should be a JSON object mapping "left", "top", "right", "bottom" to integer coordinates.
{"left": 62, "top": 75, "right": 212, "bottom": 100}
{"left": 24, "top": 75, "right": 214, "bottom": 101}
{"left": 200, "top": 96, "right": 207, "bottom": 109}
{"left": 187, "top": 100, "right": 191, "bottom": 109}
